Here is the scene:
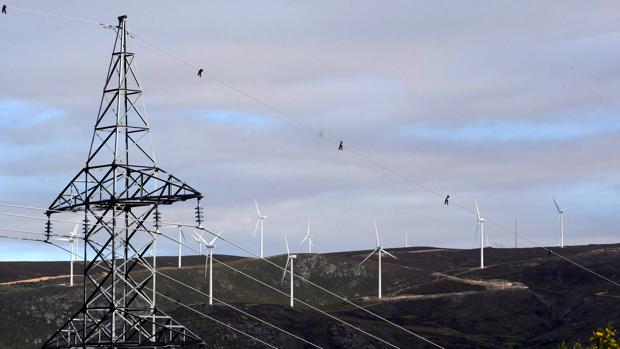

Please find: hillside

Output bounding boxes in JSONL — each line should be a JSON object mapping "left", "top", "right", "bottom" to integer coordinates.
{"left": 0, "top": 244, "right": 618, "bottom": 348}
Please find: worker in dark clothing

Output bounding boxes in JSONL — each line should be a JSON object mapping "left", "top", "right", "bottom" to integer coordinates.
{"left": 197, "top": 68, "right": 204, "bottom": 77}
{"left": 444, "top": 195, "right": 450, "bottom": 205}
{"left": 2, "top": 5, "right": 7, "bottom": 14}
{"left": 338, "top": 141, "right": 343, "bottom": 151}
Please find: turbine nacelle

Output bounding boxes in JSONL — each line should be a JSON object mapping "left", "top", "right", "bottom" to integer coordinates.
{"left": 359, "top": 222, "right": 398, "bottom": 266}
{"left": 193, "top": 230, "right": 223, "bottom": 250}
{"left": 553, "top": 197, "right": 567, "bottom": 214}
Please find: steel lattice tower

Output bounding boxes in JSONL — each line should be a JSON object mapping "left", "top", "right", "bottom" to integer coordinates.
{"left": 43, "top": 16, "right": 204, "bottom": 348}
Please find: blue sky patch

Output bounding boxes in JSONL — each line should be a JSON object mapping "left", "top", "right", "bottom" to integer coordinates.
{"left": 193, "top": 109, "right": 272, "bottom": 127}
{"left": 0, "top": 99, "right": 65, "bottom": 127}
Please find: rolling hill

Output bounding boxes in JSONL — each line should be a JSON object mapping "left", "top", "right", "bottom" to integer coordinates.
{"left": 0, "top": 244, "right": 618, "bottom": 348}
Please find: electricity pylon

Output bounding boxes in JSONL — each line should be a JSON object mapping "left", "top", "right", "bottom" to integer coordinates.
{"left": 42, "top": 16, "right": 204, "bottom": 348}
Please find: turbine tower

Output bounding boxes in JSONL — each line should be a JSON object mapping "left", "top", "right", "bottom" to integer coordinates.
{"left": 282, "top": 233, "right": 297, "bottom": 308}
{"left": 359, "top": 221, "right": 397, "bottom": 299}
{"left": 194, "top": 230, "right": 223, "bottom": 305}
{"left": 163, "top": 218, "right": 187, "bottom": 268}
{"left": 173, "top": 219, "right": 186, "bottom": 268}
{"left": 253, "top": 199, "right": 267, "bottom": 258}
{"left": 299, "top": 219, "right": 314, "bottom": 253}
{"left": 42, "top": 16, "right": 203, "bottom": 348}
{"left": 553, "top": 198, "right": 566, "bottom": 248}
{"left": 53, "top": 222, "right": 80, "bottom": 287}
{"left": 475, "top": 200, "right": 486, "bottom": 269}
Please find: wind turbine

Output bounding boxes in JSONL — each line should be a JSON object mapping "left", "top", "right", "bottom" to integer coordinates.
{"left": 195, "top": 230, "right": 205, "bottom": 255}
{"left": 281, "top": 233, "right": 297, "bottom": 308}
{"left": 475, "top": 200, "right": 486, "bottom": 269}
{"left": 359, "top": 221, "right": 397, "bottom": 299}
{"left": 53, "top": 222, "right": 80, "bottom": 287}
{"left": 299, "top": 219, "right": 314, "bottom": 254}
{"left": 194, "top": 230, "right": 223, "bottom": 305}
{"left": 553, "top": 198, "right": 566, "bottom": 248}
{"left": 177, "top": 219, "right": 187, "bottom": 269}
{"left": 166, "top": 218, "right": 187, "bottom": 269}
{"left": 253, "top": 199, "right": 267, "bottom": 258}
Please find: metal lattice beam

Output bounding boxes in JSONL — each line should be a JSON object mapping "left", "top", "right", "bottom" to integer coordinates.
{"left": 42, "top": 15, "right": 204, "bottom": 348}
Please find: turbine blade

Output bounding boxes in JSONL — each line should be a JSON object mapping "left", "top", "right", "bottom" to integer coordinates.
{"left": 209, "top": 230, "right": 223, "bottom": 245}
{"left": 299, "top": 235, "right": 308, "bottom": 245}
{"left": 553, "top": 197, "right": 560, "bottom": 212}
{"left": 475, "top": 200, "right": 480, "bottom": 219}
{"left": 254, "top": 199, "right": 261, "bottom": 216}
{"left": 382, "top": 249, "right": 398, "bottom": 259}
{"left": 359, "top": 248, "right": 378, "bottom": 265}
{"left": 473, "top": 221, "right": 479, "bottom": 248}
{"left": 374, "top": 221, "right": 380, "bottom": 247}
{"left": 281, "top": 258, "right": 290, "bottom": 285}
{"left": 285, "top": 233, "right": 290, "bottom": 256}
{"left": 253, "top": 219, "right": 260, "bottom": 237}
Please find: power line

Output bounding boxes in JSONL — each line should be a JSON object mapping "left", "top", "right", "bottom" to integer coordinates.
{"left": 0, "top": 226, "right": 76, "bottom": 240}
{"left": 0, "top": 234, "right": 45, "bottom": 243}
{"left": 0, "top": 212, "right": 81, "bottom": 226}
{"left": 5, "top": 4, "right": 112, "bottom": 28}
{"left": 4, "top": 200, "right": 620, "bottom": 332}
{"left": 153, "top": 227, "right": 440, "bottom": 349}
{"left": 147, "top": 287, "right": 279, "bottom": 349}
{"left": 38, "top": 225, "right": 405, "bottom": 348}
{"left": 211, "top": 255, "right": 405, "bottom": 349}
{"left": 0, "top": 213, "right": 438, "bottom": 347}
{"left": 154, "top": 269, "right": 324, "bottom": 349}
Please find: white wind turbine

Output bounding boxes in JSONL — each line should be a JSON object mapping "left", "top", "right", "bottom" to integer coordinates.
{"left": 299, "top": 219, "right": 314, "bottom": 254}
{"left": 54, "top": 222, "right": 80, "bottom": 287}
{"left": 195, "top": 230, "right": 205, "bottom": 255}
{"left": 359, "top": 221, "right": 397, "bottom": 299}
{"left": 553, "top": 198, "right": 566, "bottom": 248}
{"left": 194, "top": 230, "right": 223, "bottom": 305}
{"left": 281, "top": 233, "right": 297, "bottom": 308}
{"left": 475, "top": 200, "right": 486, "bottom": 269}
{"left": 253, "top": 199, "right": 267, "bottom": 258}
{"left": 164, "top": 218, "right": 187, "bottom": 269}
{"left": 177, "top": 223, "right": 186, "bottom": 268}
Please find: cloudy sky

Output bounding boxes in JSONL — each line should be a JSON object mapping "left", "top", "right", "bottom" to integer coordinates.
{"left": 0, "top": 1, "right": 619, "bottom": 261}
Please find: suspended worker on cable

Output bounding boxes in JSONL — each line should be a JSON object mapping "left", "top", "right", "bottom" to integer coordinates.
{"left": 2, "top": 5, "right": 7, "bottom": 14}
{"left": 197, "top": 68, "right": 204, "bottom": 77}
{"left": 338, "top": 141, "right": 343, "bottom": 151}
{"left": 444, "top": 195, "right": 450, "bottom": 205}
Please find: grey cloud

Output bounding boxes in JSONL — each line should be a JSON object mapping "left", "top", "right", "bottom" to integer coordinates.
{"left": 0, "top": 0, "right": 619, "bottom": 261}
